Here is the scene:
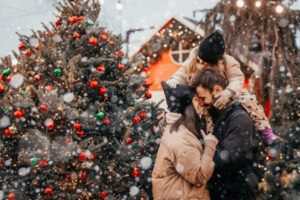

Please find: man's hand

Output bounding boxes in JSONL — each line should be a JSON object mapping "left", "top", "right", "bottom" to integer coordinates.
{"left": 213, "top": 89, "right": 232, "bottom": 109}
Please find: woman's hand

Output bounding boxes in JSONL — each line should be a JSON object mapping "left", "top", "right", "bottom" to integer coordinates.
{"left": 200, "top": 129, "right": 218, "bottom": 145}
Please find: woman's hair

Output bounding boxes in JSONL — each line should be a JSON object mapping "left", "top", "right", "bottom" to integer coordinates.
{"left": 170, "top": 104, "right": 205, "bottom": 137}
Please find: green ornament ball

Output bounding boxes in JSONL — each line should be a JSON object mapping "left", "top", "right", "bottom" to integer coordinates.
{"left": 86, "top": 19, "right": 94, "bottom": 26}
{"left": 134, "top": 100, "right": 139, "bottom": 105}
{"left": 21, "top": 91, "right": 26, "bottom": 96}
{"left": 3, "top": 108, "right": 9, "bottom": 113}
{"left": 96, "top": 112, "right": 105, "bottom": 120}
{"left": 54, "top": 68, "right": 62, "bottom": 76}
{"left": 2, "top": 69, "right": 11, "bottom": 77}
{"left": 29, "top": 157, "right": 39, "bottom": 165}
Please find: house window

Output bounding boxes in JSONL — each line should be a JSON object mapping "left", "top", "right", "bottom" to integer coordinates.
{"left": 170, "top": 42, "right": 191, "bottom": 65}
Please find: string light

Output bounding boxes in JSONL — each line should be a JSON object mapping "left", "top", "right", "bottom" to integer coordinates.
{"left": 255, "top": 1, "right": 262, "bottom": 7}
{"left": 276, "top": 4, "right": 284, "bottom": 13}
{"left": 236, "top": 0, "right": 245, "bottom": 8}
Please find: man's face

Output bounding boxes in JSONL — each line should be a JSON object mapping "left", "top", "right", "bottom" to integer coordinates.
{"left": 195, "top": 85, "right": 220, "bottom": 109}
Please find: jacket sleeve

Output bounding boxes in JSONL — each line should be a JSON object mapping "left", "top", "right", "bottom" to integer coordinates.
{"left": 224, "top": 55, "right": 245, "bottom": 96}
{"left": 213, "top": 111, "right": 255, "bottom": 171}
{"left": 173, "top": 140, "right": 217, "bottom": 187}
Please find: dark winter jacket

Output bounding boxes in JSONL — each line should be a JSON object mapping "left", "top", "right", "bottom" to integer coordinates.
{"left": 208, "top": 102, "right": 261, "bottom": 200}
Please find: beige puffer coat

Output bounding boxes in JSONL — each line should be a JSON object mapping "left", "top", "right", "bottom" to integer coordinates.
{"left": 152, "top": 124, "right": 217, "bottom": 200}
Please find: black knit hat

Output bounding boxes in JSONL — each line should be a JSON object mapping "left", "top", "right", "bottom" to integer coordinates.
{"left": 161, "top": 81, "right": 195, "bottom": 114}
{"left": 198, "top": 30, "right": 225, "bottom": 65}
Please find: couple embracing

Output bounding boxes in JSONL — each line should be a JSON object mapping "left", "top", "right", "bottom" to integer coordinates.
{"left": 151, "top": 30, "right": 278, "bottom": 199}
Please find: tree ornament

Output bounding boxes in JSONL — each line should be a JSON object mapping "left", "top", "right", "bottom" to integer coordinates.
{"left": 132, "top": 168, "right": 141, "bottom": 177}
{"left": 73, "top": 33, "right": 80, "bottom": 39}
{"left": 118, "top": 64, "right": 125, "bottom": 70}
{"left": 80, "top": 171, "right": 87, "bottom": 179}
{"left": 126, "top": 137, "right": 133, "bottom": 144}
{"left": 104, "top": 97, "right": 109, "bottom": 101}
{"left": 99, "top": 87, "right": 106, "bottom": 95}
{"left": 90, "top": 153, "right": 97, "bottom": 160}
{"left": 103, "top": 118, "right": 110, "bottom": 124}
{"left": 51, "top": 30, "right": 57, "bottom": 35}
{"left": 66, "top": 174, "right": 72, "bottom": 180}
{"left": 54, "top": 68, "right": 62, "bottom": 76}
{"left": 89, "top": 80, "right": 98, "bottom": 88}
{"left": 102, "top": 31, "right": 107, "bottom": 35}
{"left": 21, "top": 91, "right": 26, "bottom": 96}
{"left": 134, "top": 100, "right": 139, "bottom": 105}
{"left": 8, "top": 193, "right": 15, "bottom": 200}
{"left": 114, "top": 54, "right": 119, "bottom": 59}
{"left": 79, "top": 16, "right": 85, "bottom": 21}
{"left": 79, "top": 152, "right": 87, "bottom": 161}
{"left": 76, "top": 130, "right": 84, "bottom": 137}
{"left": 40, "top": 105, "right": 48, "bottom": 112}
{"left": 100, "top": 191, "right": 108, "bottom": 199}
{"left": 97, "top": 66, "right": 105, "bottom": 72}
{"left": 46, "top": 120, "right": 55, "bottom": 130}
{"left": 14, "top": 110, "right": 24, "bottom": 119}
{"left": 35, "top": 44, "right": 40, "bottom": 51}
{"left": 86, "top": 19, "right": 94, "bottom": 26}
{"left": 30, "top": 157, "right": 39, "bottom": 165}
{"left": 55, "top": 18, "right": 61, "bottom": 27}
{"left": 18, "top": 43, "right": 26, "bottom": 51}
{"left": 6, "top": 74, "right": 12, "bottom": 82}
{"left": 119, "top": 50, "right": 125, "bottom": 56}
{"left": 69, "top": 16, "right": 78, "bottom": 23}
{"left": 4, "top": 128, "right": 11, "bottom": 137}
{"left": 108, "top": 40, "right": 114, "bottom": 45}
{"left": 96, "top": 112, "right": 105, "bottom": 120}
{"left": 39, "top": 160, "right": 48, "bottom": 166}
{"left": 133, "top": 116, "right": 141, "bottom": 124}
{"left": 139, "top": 112, "right": 147, "bottom": 119}
{"left": 145, "top": 91, "right": 152, "bottom": 99}
{"left": 73, "top": 123, "right": 81, "bottom": 130}
{"left": 89, "top": 37, "right": 98, "bottom": 45}
{"left": 2, "top": 69, "right": 11, "bottom": 77}
{"left": 45, "top": 187, "right": 53, "bottom": 195}
{"left": 0, "top": 74, "right": 5, "bottom": 82}
{"left": 100, "top": 34, "right": 107, "bottom": 41}
{"left": 145, "top": 80, "right": 152, "bottom": 88}
{"left": 0, "top": 85, "right": 5, "bottom": 92}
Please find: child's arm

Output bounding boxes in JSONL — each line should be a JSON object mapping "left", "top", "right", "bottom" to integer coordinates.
{"left": 214, "top": 55, "right": 245, "bottom": 109}
{"left": 166, "top": 47, "right": 198, "bottom": 87}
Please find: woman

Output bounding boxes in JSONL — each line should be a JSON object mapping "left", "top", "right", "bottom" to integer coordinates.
{"left": 152, "top": 81, "right": 218, "bottom": 200}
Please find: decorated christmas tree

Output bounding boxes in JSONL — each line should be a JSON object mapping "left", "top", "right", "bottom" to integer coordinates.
{"left": 202, "top": 0, "right": 299, "bottom": 199}
{"left": 0, "top": 0, "right": 163, "bottom": 199}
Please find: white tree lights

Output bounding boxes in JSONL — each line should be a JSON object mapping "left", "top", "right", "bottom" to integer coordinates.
{"left": 236, "top": 0, "right": 285, "bottom": 14}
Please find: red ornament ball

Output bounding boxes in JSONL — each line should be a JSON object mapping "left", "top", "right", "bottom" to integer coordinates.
{"left": 102, "top": 31, "right": 107, "bottom": 35}
{"left": 145, "top": 91, "right": 152, "bottom": 99}
{"left": 8, "top": 193, "right": 15, "bottom": 200}
{"left": 145, "top": 80, "right": 152, "bottom": 88}
{"left": 97, "top": 66, "right": 105, "bottom": 72}
{"left": 104, "top": 97, "right": 109, "bottom": 101}
{"left": 55, "top": 18, "right": 61, "bottom": 27}
{"left": 108, "top": 40, "right": 114, "bottom": 45}
{"left": 4, "top": 128, "right": 11, "bottom": 137}
{"left": 33, "top": 74, "right": 40, "bottom": 82}
{"left": 18, "top": 43, "right": 25, "bottom": 51}
{"left": 0, "top": 85, "right": 5, "bottom": 92}
{"left": 66, "top": 174, "right": 72, "bottom": 180}
{"left": 79, "top": 16, "right": 85, "bottom": 21}
{"left": 89, "top": 80, "right": 98, "bottom": 88}
{"left": 118, "top": 64, "right": 125, "bottom": 70}
{"left": 139, "top": 112, "right": 147, "bottom": 119}
{"left": 100, "top": 34, "right": 107, "bottom": 41}
{"left": 73, "top": 33, "right": 80, "bottom": 39}
{"left": 89, "top": 37, "right": 98, "bottom": 45}
{"left": 14, "top": 110, "right": 24, "bottom": 119}
{"left": 119, "top": 50, "right": 125, "bottom": 57}
{"left": 132, "top": 169, "right": 141, "bottom": 177}
{"left": 100, "top": 191, "right": 108, "bottom": 199}
{"left": 40, "top": 105, "right": 48, "bottom": 112}
{"left": 69, "top": 16, "right": 78, "bottom": 23}
{"left": 90, "top": 153, "right": 97, "bottom": 160}
{"left": 133, "top": 116, "right": 141, "bottom": 124}
{"left": 103, "top": 118, "right": 110, "bottom": 124}
{"left": 45, "top": 187, "right": 53, "bottom": 195}
{"left": 79, "top": 152, "right": 87, "bottom": 161}
{"left": 114, "top": 54, "right": 119, "bottom": 59}
{"left": 25, "top": 49, "right": 31, "bottom": 57}
{"left": 99, "top": 87, "right": 106, "bottom": 95}
{"left": 35, "top": 44, "right": 40, "bottom": 51}
{"left": 80, "top": 171, "right": 87, "bottom": 179}
{"left": 126, "top": 138, "right": 133, "bottom": 144}
{"left": 73, "top": 122, "right": 81, "bottom": 130}
{"left": 46, "top": 120, "right": 55, "bottom": 130}
{"left": 76, "top": 130, "right": 84, "bottom": 137}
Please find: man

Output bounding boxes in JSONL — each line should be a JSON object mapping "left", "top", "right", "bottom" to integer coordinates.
{"left": 191, "top": 68, "right": 262, "bottom": 200}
